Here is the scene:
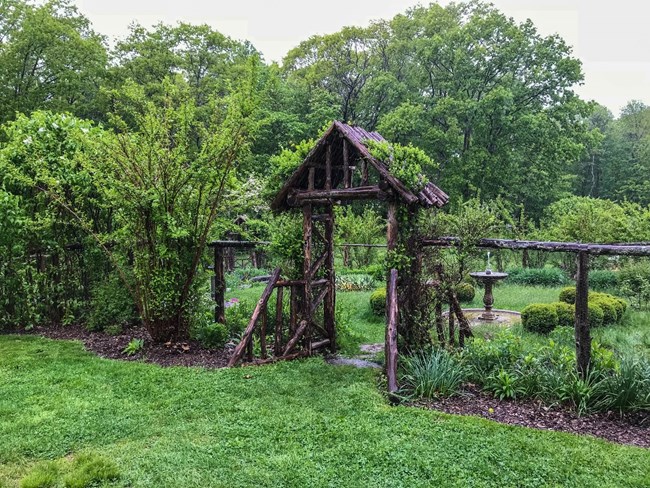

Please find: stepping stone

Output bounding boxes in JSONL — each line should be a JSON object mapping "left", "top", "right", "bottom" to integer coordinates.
{"left": 327, "top": 357, "right": 382, "bottom": 369}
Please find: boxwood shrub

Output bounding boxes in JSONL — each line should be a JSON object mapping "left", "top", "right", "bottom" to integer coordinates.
{"left": 369, "top": 287, "right": 386, "bottom": 316}
{"left": 521, "top": 303, "right": 558, "bottom": 334}
{"left": 553, "top": 301, "right": 575, "bottom": 328}
{"left": 559, "top": 287, "right": 577, "bottom": 304}
{"left": 455, "top": 283, "right": 475, "bottom": 303}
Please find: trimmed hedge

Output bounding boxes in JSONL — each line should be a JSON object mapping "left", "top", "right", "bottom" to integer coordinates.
{"left": 369, "top": 287, "right": 386, "bottom": 316}
{"left": 588, "top": 302, "right": 605, "bottom": 328}
{"left": 521, "top": 303, "right": 558, "bottom": 334}
{"left": 559, "top": 287, "right": 576, "bottom": 304}
{"left": 455, "top": 283, "right": 475, "bottom": 303}
{"left": 553, "top": 301, "right": 575, "bottom": 328}
{"left": 588, "top": 270, "right": 619, "bottom": 291}
{"left": 506, "top": 267, "right": 568, "bottom": 287}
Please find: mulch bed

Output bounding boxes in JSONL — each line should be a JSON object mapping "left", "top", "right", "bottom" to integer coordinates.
{"left": 410, "top": 385, "right": 649, "bottom": 449}
{"left": 12, "top": 324, "right": 232, "bottom": 368}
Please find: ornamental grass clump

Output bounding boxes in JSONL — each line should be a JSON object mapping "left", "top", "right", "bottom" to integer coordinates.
{"left": 401, "top": 349, "right": 466, "bottom": 398}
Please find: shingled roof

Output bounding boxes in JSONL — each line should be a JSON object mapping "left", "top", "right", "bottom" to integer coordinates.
{"left": 271, "top": 121, "right": 449, "bottom": 211}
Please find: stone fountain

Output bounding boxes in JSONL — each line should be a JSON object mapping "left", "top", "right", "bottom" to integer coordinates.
{"left": 469, "top": 252, "right": 508, "bottom": 321}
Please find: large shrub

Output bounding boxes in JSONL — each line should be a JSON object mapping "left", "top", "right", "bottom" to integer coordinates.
{"left": 455, "top": 283, "right": 475, "bottom": 303}
{"left": 553, "top": 302, "right": 575, "bottom": 328}
{"left": 588, "top": 270, "right": 619, "bottom": 291}
{"left": 559, "top": 287, "right": 577, "bottom": 304}
{"left": 506, "top": 267, "right": 568, "bottom": 287}
{"left": 369, "top": 287, "right": 386, "bottom": 316}
{"left": 589, "top": 293, "right": 619, "bottom": 325}
{"left": 587, "top": 302, "right": 604, "bottom": 328}
{"left": 87, "top": 275, "right": 138, "bottom": 331}
{"left": 521, "top": 303, "right": 558, "bottom": 334}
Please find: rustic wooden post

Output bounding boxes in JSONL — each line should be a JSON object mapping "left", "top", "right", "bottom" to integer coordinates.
{"left": 324, "top": 204, "right": 336, "bottom": 351}
{"left": 303, "top": 203, "right": 313, "bottom": 350}
{"left": 214, "top": 246, "right": 226, "bottom": 324}
{"left": 575, "top": 251, "right": 591, "bottom": 378}
{"left": 386, "top": 201, "right": 399, "bottom": 395}
{"left": 274, "top": 287, "right": 284, "bottom": 356}
{"left": 386, "top": 268, "right": 399, "bottom": 396}
{"left": 260, "top": 306, "right": 267, "bottom": 359}
{"left": 435, "top": 299, "right": 444, "bottom": 345}
{"left": 448, "top": 308, "right": 455, "bottom": 347}
{"left": 308, "top": 167, "right": 315, "bottom": 191}
{"left": 325, "top": 143, "right": 332, "bottom": 190}
{"left": 343, "top": 139, "right": 350, "bottom": 189}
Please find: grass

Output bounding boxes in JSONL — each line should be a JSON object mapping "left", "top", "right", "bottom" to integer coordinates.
{"left": 1, "top": 335, "right": 650, "bottom": 488}
{"left": 465, "top": 284, "right": 566, "bottom": 312}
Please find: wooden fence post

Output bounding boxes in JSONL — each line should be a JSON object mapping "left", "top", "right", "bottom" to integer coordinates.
{"left": 575, "top": 251, "right": 591, "bottom": 378}
{"left": 214, "top": 246, "right": 226, "bottom": 324}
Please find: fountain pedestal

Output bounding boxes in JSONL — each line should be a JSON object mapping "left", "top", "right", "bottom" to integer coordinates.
{"left": 469, "top": 271, "right": 508, "bottom": 321}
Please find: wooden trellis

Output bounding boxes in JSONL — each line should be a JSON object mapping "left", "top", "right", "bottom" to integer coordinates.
{"left": 220, "top": 121, "right": 449, "bottom": 396}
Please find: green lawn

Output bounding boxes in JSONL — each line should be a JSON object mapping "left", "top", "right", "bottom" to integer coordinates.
{"left": 1, "top": 335, "right": 649, "bottom": 488}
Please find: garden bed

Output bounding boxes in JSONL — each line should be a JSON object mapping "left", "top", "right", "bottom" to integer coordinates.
{"left": 411, "top": 385, "right": 649, "bottom": 448}
{"left": 14, "top": 324, "right": 232, "bottom": 368}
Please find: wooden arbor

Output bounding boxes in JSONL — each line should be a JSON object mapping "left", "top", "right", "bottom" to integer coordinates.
{"left": 226, "top": 121, "right": 449, "bottom": 389}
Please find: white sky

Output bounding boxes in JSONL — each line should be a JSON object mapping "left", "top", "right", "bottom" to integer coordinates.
{"left": 72, "top": 0, "right": 650, "bottom": 117}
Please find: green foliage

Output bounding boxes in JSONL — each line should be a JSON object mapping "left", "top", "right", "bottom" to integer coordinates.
{"left": 87, "top": 274, "right": 137, "bottom": 331}
{"left": 521, "top": 303, "right": 558, "bottom": 334}
{"left": 195, "top": 322, "right": 228, "bottom": 349}
{"left": 336, "top": 207, "right": 384, "bottom": 268}
{"left": 587, "top": 302, "right": 605, "bottom": 328}
{"left": 98, "top": 75, "right": 257, "bottom": 341}
{"left": 554, "top": 302, "right": 575, "bottom": 328}
{"left": 590, "top": 293, "right": 619, "bottom": 325}
{"left": 401, "top": 349, "right": 466, "bottom": 398}
{"left": 369, "top": 287, "right": 386, "bottom": 316}
{"left": 619, "top": 260, "right": 650, "bottom": 309}
{"left": 506, "top": 267, "right": 568, "bottom": 287}
{"left": 0, "top": 0, "right": 107, "bottom": 124}
{"left": 268, "top": 213, "right": 303, "bottom": 279}
{"left": 559, "top": 287, "right": 577, "bottom": 304}
{"left": 485, "top": 369, "right": 525, "bottom": 400}
{"left": 455, "top": 283, "right": 475, "bottom": 303}
{"left": 588, "top": 269, "right": 619, "bottom": 291}
{"left": 335, "top": 274, "right": 376, "bottom": 292}
{"left": 461, "top": 328, "right": 650, "bottom": 415}
{"left": 542, "top": 196, "right": 638, "bottom": 243}
{"left": 122, "top": 338, "right": 144, "bottom": 356}
{"left": 223, "top": 299, "right": 254, "bottom": 337}
{"left": 365, "top": 140, "right": 436, "bottom": 192}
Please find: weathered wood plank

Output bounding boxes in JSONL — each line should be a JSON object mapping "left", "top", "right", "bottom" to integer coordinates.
{"left": 422, "top": 237, "right": 650, "bottom": 257}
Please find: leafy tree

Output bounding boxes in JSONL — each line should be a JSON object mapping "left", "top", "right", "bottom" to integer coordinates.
{"left": 97, "top": 76, "right": 257, "bottom": 341}
{"left": 0, "top": 0, "right": 107, "bottom": 124}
